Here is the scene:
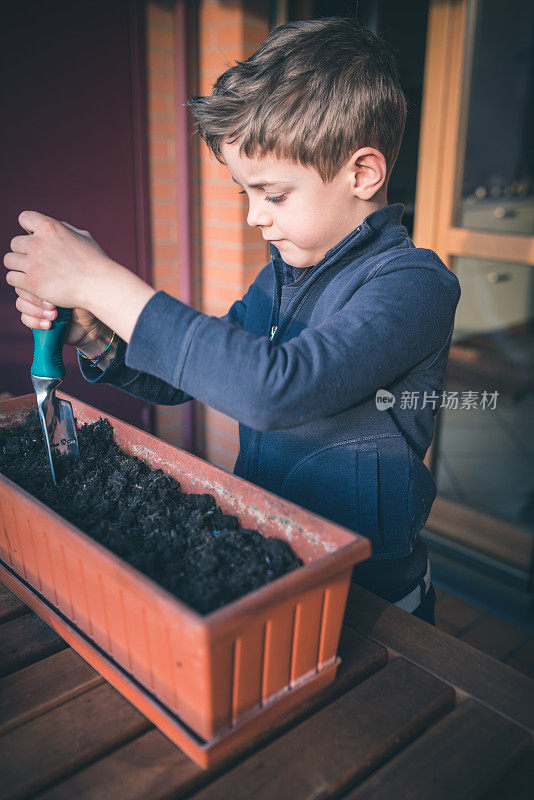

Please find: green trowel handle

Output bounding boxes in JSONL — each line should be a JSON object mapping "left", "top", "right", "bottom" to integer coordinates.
{"left": 30, "top": 307, "right": 71, "bottom": 378}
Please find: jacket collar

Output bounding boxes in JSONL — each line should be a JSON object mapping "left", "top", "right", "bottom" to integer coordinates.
{"left": 270, "top": 202, "right": 405, "bottom": 271}
{"left": 267, "top": 203, "right": 406, "bottom": 343}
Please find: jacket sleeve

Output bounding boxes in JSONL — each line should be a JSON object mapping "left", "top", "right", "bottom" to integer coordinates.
{"left": 125, "top": 265, "right": 461, "bottom": 429}
{"left": 78, "top": 285, "right": 253, "bottom": 406}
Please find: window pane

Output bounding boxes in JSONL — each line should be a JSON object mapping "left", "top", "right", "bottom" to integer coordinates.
{"left": 457, "top": 0, "right": 534, "bottom": 236}
{"left": 436, "top": 257, "right": 534, "bottom": 563}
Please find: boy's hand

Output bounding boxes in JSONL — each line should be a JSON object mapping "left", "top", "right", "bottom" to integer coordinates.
{"left": 3, "top": 211, "right": 110, "bottom": 309}
{"left": 4, "top": 210, "right": 157, "bottom": 343}
{"left": 14, "top": 287, "right": 105, "bottom": 349}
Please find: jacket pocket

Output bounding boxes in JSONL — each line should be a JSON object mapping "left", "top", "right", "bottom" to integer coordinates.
{"left": 279, "top": 436, "right": 412, "bottom": 558}
{"left": 279, "top": 443, "right": 358, "bottom": 531}
{"left": 354, "top": 443, "right": 412, "bottom": 557}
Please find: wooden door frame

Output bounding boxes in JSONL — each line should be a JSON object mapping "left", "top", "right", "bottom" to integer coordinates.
{"left": 413, "top": 0, "right": 534, "bottom": 581}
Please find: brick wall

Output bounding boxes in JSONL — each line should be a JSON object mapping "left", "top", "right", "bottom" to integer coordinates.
{"left": 146, "top": 2, "right": 184, "bottom": 447}
{"left": 146, "top": 0, "right": 270, "bottom": 470}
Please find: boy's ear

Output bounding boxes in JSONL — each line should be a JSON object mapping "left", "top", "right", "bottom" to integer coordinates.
{"left": 347, "top": 147, "right": 388, "bottom": 200}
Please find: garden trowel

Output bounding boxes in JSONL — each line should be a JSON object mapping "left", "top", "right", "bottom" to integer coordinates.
{"left": 31, "top": 307, "right": 80, "bottom": 485}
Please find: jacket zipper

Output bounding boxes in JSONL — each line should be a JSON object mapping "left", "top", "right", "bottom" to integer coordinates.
{"left": 251, "top": 224, "right": 367, "bottom": 480}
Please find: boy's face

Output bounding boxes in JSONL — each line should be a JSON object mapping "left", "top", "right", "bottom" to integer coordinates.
{"left": 220, "top": 139, "right": 386, "bottom": 268}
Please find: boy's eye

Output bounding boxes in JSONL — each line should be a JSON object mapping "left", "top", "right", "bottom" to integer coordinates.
{"left": 237, "top": 189, "right": 286, "bottom": 204}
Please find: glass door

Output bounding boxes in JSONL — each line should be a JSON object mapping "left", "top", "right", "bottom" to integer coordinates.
{"left": 414, "top": 0, "right": 534, "bottom": 589}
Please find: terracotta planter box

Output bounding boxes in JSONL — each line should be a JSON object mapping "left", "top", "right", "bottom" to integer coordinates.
{"left": 0, "top": 393, "right": 371, "bottom": 761}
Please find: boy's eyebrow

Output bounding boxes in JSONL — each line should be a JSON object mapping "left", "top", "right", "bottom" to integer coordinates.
{"left": 231, "top": 176, "right": 285, "bottom": 188}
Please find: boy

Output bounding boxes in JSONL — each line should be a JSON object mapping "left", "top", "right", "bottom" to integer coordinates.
{"left": 5, "top": 17, "right": 460, "bottom": 624}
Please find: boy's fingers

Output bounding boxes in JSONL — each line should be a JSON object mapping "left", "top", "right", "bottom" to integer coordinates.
{"left": 5, "top": 270, "right": 25, "bottom": 290}
{"left": 15, "top": 287, "right": 56, "bottom": 309}
{"left": 16, "top": 296, "right": 57, "bottom": 320}
{"left": 20, "top": 312, "right": 51, "bottom": 330}
{"left": 10, "top": 234, "right": 31, "bottom": 254}
{"left": 18, "top": 209, "right": 56, "bottom": 235}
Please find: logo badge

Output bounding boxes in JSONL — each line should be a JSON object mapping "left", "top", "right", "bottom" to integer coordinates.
{"left": 375, "top": 389, "right": 395, "bottom": 410}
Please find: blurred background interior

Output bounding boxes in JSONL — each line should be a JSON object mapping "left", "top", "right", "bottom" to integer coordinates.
{"left": 1, "top": 0, "right": 533, "bottom": 630}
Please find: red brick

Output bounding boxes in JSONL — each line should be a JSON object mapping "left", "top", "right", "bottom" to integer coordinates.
{"left": 202, "top": 245, "right": 244, "bottom": 266}
{"left": 208, "top": 433, "right": 240, "bottom": 456}
{"left": 148, "top": 50, "right": 167, "bottom": 73}
{"left": 150, "top": 28, "right": 174, "bottom": 51}
{"left": 150, "top": 182, "right": 174, "bottom": 200}
{"left": 149, "top": 73, "right": 174, "bottom": 95}
{"left": 213, "top": 25, "right": 245, "bottom": 48}
{"left": 204, "top": 410, "right": 239, "bottom": 437}
{"left": 165, "top": 54, "right": 174, "bottom": 73}
{"left": 202, "top": 263, "right": 245, "bottom": 283}
{"left": 152, "top": 202, "right": 178, "bottom": 219}
{"left": 152, "top": 264, "right": 178, "bottom": 284}
{"left": 200, "top": 50, "right": 238, "bottom": 75}
{"left": 153, "top": 242, "right": 179, "bottom": 263}
{"left": 201, "top": 159, "right": 232, "bottom": 181}
{"left": 155, "top": 279, "right": 181, "bottom": 295}
{"left": 156, "top": 407, "right": 182, "bottom": 425}
{"left": 206, "top": 435, "right": 239, "bottom": 456}
{"left": 203, "top": 224, "right": 246, "bottom": 244}
{"left": 150, "top": 161, "right": 178, "bottom": 180}
{"left": 153, "top": 222, "right": 178, "bottom": 241}
{"left": 201, "top": 1, "right": 244, "bottom": 27}
{"left": 202, "top": 284, "right": 245, "bottom": 306}
{"left": 205, "top": 203, "right": 246, "bottom": 224}
{"left": 149, "top": 95, "right": 172, "bottom": 116}
{"left": 150, "top": 118, "right": 176, "bottom": 138}
{"left": 206, "top": 443, "right": 239, "bottom": 470}
{"left": 149, "top": 139, "right": 169, "bottom": 160}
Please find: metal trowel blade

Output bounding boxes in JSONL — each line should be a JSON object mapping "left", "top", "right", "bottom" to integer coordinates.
{"left": 52, "top": 396, "right": 80, "bottom": 482}
{"left": 32, "top": 376, "right": 80, "bottom": 485}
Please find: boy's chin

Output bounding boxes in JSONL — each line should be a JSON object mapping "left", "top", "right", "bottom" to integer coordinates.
{"left": 278, "top": 245, "right": 315, "bottom": 269}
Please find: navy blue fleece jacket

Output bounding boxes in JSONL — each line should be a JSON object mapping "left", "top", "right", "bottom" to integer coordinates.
{"left": 80, "top": 203, "right": 460, "bottom": 595}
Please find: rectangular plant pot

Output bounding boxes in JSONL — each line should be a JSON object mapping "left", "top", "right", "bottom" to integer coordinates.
{"left": 0, "top": 393, "right": 371, "bottom": 752}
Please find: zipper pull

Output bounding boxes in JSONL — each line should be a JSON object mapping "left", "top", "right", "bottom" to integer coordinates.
{"left": 269, "top": 325, "right": 277, "bottom": 340}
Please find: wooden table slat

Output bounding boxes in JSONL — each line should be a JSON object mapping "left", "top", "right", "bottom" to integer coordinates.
{"left": 0, "top": 648, "right": 104, "bottom": 736}
{"left": 343, "top": 698, "right": 532, "bottom": 800}
{"left": 0, "top": 613, "right": 67, "bottom": 678}
{"left": 0, "top": 584, "right": 30, "bottom": 624}
{"left": 0, "top": 682, "right": 151, "bottom": 800}
{"left": 30, "top": 627, "right": 387, "bottom": 800}
{"left": 35, "top": 729, "right": 197, "bottom": 800}
{"left": 184, "top": 658, "right": 454, "bottom": 800}
{"left": 481, "top": 746, "right": 534, "bottom": 800}
{"left": 345, "top": 584, "right": 534, "bottom": 733}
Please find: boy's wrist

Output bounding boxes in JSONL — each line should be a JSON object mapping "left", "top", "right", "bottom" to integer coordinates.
{"left": 84, "top": 258, "right": 156, "bottom": 344}
{"left": 77, "top": 327, "right": 117, "bottom": 370}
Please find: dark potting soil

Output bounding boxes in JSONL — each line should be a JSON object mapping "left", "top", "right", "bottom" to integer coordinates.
{"left": 0, "top": 409, "right": 303, "bottom": 614}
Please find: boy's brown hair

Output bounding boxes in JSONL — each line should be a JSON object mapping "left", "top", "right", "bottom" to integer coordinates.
{"left": 186, "top": 16, "right": 407, "bottom": 184}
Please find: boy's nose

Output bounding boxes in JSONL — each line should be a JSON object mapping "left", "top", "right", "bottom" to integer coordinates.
{"left": 246, "top": 201, "right": 272, "bottom": 229}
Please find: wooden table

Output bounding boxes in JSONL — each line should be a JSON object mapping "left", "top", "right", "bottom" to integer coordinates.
{"left": 1, "top": 578, "right": 533, "bottom": 800}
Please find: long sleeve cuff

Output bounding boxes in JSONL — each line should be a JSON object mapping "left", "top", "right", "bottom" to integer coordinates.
{"left": 78, "top": 336, "right": 133, "bottom": 384}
